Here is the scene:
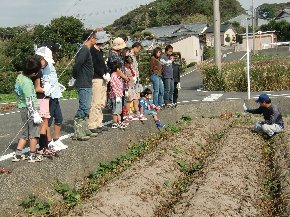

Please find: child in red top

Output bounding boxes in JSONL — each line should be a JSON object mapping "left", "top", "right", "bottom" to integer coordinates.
{"left": 110, "top": 61, "right": 129, "bottom": 129}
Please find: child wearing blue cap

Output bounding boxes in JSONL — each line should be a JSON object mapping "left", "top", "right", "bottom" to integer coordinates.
{"left": 243, "top": 93, "right": 284, "bottom": 138}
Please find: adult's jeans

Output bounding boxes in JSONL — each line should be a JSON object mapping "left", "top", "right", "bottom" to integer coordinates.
{"left": 75, "top": 88, "right": 92, "bottom": 119}
{"left": 150, "top": 74, "right": 164, "bottom": 107}
{"left": 163, "top": 78, "right": 174, "bottom": 105}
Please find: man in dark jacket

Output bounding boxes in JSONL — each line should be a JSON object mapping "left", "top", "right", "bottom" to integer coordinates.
{"left": 72, "top": 30, "right": 97, "bottom": 140}
{"left": 244, "top": 93, "right": 284, "bottom": 138}
{"left": 170, "top": 54, "right": 180, "bottom": 106}
{"left": 88, "top": 31, "right": 110, "bottom": 133}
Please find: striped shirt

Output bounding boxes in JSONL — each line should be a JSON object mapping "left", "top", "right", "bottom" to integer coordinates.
{"left": 110, "top": 72, "right": 124, "bottom": 98}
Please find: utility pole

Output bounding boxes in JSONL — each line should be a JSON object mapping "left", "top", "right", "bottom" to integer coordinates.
{"left": 213, "top": 0, "right": 221, "bottom": 70}
{"left": 252, "top": 0, "right": 255, "bottom": 55}
{"left": 246, "top": 18, "right": 251, "bottom": 100}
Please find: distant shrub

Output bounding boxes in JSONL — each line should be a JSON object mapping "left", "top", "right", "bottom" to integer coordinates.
{"left": 202, "top": 58, "right": 290, "bottom": 92}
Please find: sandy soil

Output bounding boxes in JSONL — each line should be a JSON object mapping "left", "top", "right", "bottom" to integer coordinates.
{"left": 67, "top": 117, "right": 230, "bottom": 217}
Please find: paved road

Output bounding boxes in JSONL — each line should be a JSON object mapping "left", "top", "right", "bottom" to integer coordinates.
{"left": 1, "top": 67, "right": 290, "bottom": 165}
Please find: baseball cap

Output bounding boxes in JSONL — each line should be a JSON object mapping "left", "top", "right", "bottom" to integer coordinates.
{"left": 35, "top": 46, "right": 55, "bottom": 64}
{"left": 95, "top": 31, "right": 109, "bottom": 44}
{"left": 255, "top": 93, "right": 270, "bottom": 103}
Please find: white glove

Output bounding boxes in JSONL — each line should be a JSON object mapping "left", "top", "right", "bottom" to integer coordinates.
{"left": 132, "top": 76, "right": 137, "bottom": 83}
{"left": 177, "top": 82, "right": 181, "bottom": 90}
{"left": 243, "top": 103, "right": 248, "bottom": 111}
{"left": 103, "top": 73, "right": 111, "bottom": 83}
{"left": 68, "top": 77, "right": 76, "bottom": 87}
{"left": 33, "top": 112, "right": 43, "bottom": 124}
{"left": 125, "top": 91, "right": 129, "bottom": 97}
{"left": 116, "top": 97, "right": 122, "bottom": 103}
{"left": 43, "top": 82, "right": 52, "bottom": 96}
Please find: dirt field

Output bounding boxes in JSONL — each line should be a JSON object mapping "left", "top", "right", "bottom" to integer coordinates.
{"left": 66, "top": 112, "right": 290, "bottom": 217}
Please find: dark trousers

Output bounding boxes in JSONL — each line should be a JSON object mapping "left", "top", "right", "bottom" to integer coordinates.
{"left": 173, "top": 82, "right": 179, "bottom": 104}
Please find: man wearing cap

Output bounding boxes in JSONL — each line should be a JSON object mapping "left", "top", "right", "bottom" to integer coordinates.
{"left": 243, "top": 93, "right": 284, "bottom": 138}
{"left": 72, "top": 30, "right": 98, "bottom": 141}
{"left": 88, "top": 31, "right": 111, "bottom": 133}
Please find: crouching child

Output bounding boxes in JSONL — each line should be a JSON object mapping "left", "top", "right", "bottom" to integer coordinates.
{"left": 12, "top": 56, "right": 43, "bottom": 163}
{"left": 139, "top": 88, "right": 165, "bottom": 128}
{"left": 244, "top": 93, "right": 284, "bottom": 138}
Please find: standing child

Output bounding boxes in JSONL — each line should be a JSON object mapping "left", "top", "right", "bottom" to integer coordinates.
{"left": 12, "top": 56, "right": 43, "bottom": 162}
{"left": 33, "top": 47, "right": 56, "bottom": 156}
{"left": 124, "top": 56, "right": 145, "bottom": 121}
{"left": 38, "top": 44, "right": 67, "bottom": 151}
{"left": 110, "top": 61, "right": 129, "bottom": 128}
{"left": 170, "top": 54, "right": 180, "bottom": 106}
{"left": 139, "top": 88, "right": 165, "bottom": 128}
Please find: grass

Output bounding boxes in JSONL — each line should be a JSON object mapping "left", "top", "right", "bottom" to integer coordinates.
{"left": 0, "top": 90, "right": 78, "bottom": 103}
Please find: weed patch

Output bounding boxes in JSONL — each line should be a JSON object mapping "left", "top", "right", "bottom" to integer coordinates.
{"left": 19, "top": 195, "right": 52, "bottom": 215}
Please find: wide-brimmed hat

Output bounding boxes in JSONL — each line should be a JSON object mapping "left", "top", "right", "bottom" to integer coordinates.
{"left": 35, "top": 46, "right": 55, "bottom": 64}
{"left": 96, "top": 31, "right": 109, "bottom": 44}
{"left": 112, "top": 37, "right": 126, "bottom": 51}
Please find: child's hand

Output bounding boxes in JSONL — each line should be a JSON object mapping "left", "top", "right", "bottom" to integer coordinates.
{"left": 124, "top": 76, "right": 129, "bottom": 82}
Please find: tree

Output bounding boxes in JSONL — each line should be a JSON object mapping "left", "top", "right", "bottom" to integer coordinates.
{"left": 260, "top": 20, "right": 290, "bottom": 42}
{"left": 40, "top": 16, "right": 85, "bottom": 59}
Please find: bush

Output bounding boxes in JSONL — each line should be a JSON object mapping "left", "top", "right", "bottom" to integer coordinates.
{"left": 55, "top": 57, "right": 74, "bottom": 90}
{"left": 0, "top": 71, "right": 19, "bottom": 94}
{"left": 187, "top": 62, "right": 197, "bottom": 68}
{"left": 202, "top": 58, "right": 290, "bottom": 92}
{"left": 203, "top": 46, "right": 214, "bottom": 60}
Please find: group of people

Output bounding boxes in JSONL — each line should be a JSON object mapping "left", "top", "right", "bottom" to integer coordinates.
{"left": 149, "top": 45, "right": 180, "bottom": 108}
{"left": 8, "top": 28, "right": 285, "bottom": 166}
{"left": 10, "top": 29, "right": 182, "bottom": 162}
{"left": 13, "top": 44, "right": 67, "bottom": 162}
{"left": 71, "top": 30, "right": 181, "bottom": 141}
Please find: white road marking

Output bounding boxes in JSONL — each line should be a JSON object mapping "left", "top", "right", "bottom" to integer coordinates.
{"left": 226, "top": 98, "right": 241, "bottom": 100}
{"left": 202, "top": 94, "right": 223, "bottom": 102}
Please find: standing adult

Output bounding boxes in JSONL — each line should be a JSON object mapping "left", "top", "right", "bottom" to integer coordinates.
{"left": 88, "top": 31, "right": 111, "bottom": 133}
{"left": 107, "top": 37, "right": 127, "bottom": 74}
{"left": 160, "top": 45, "right": 174, "bottom": 106}
{"left": 149, "top": 47, "right": 164, "bottom": 108}
{"left": 129, "top": 42, "right": 142, "bottom": 97}
{"left": 72, "top": 30, "right": 98, "bottom": 141}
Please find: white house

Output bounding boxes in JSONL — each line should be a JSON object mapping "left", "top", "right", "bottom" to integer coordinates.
{"left": 236, "top": 31, "right": 277, "bottom": 51}
{"left": 143, "top": 23, "right": 208, "bottom": 64}
{"left": 204, "top": 24, "right": 237, "bottom": 47}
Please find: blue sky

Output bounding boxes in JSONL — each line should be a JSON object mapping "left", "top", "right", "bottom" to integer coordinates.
{"left": 0, "top": 0, "right": 289, "bottom": 27}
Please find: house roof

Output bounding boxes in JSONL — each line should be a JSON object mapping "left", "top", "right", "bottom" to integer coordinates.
{"left": 275, "top": 9, "right": 290, "bottom": 21}
{"left": 228, "top": 14, "right": 251, "bottom": 23}
{"left": 204, "top": 24, "right": 235, "bottom": 33}
{"left": 144, "top": 22, "right": 208, "bottom": 39}
{"left": 228, "top": 13, "right": 269, "bottom": 27}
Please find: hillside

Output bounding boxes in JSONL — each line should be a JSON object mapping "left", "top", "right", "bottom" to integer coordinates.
{"left": 106, "top": 0, "right": 245, "bottom": 36}
{"left": 258, "top": 2, "right": 290, "bottom": 19}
